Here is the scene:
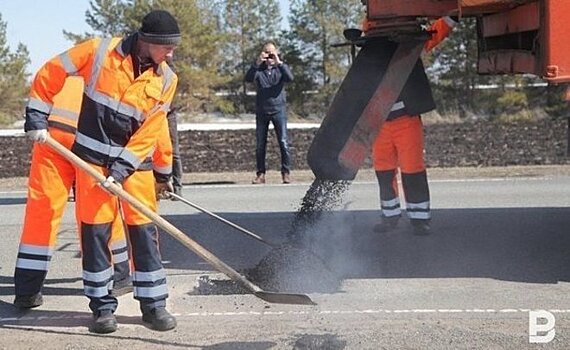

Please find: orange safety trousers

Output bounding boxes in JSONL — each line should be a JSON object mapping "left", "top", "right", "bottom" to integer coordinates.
{"left": 372, "top": 116, "right": 430, "bottom": 220}
{"left": 14, "top": 128, "right": 130, "bottom": 297}
{"left": 367, "top": 17, "right": 452, "bottom": 222}
{"left": 76, "top": 165, "right": 168, "bottom": 313}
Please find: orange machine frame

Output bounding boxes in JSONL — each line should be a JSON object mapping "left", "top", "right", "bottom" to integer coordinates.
{"left": 365, "top": 0, "right": 570, "bottom": 83}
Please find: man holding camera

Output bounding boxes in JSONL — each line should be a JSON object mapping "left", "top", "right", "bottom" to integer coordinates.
{"left": 245, "top": 42, "right": 294, "bottom": 184}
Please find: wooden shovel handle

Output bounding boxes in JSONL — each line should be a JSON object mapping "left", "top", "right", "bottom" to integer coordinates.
{"left": 45, "top": 136, "right": 261, "bottom": 292}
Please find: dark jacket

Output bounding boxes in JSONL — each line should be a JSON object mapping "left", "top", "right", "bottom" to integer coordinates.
{"left": 245, "top": 62, "right": 294, "bottom": 114}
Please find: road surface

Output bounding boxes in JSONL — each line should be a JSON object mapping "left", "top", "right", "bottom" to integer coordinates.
{"left": 1, "top": 174, "right": 569, "bottom": 349}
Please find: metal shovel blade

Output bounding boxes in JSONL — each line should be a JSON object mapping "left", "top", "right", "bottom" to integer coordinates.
{"left": 254, "top": 291, "right": 317, "bottom": 305}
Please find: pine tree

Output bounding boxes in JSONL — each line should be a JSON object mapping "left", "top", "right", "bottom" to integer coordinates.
{"left": 0, "top": 13, "right": 30, "bottom": 125}
{"left": 64, "top": 0, "right": 227, "bottom": 113}
{"left": 426, "top": 17, "right": 481, "bottom": 118}
{"left": 288, "top": 0, "right": 362, "bottom": 114}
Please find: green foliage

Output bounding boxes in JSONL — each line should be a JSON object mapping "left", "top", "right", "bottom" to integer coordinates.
{"left": 66, "top": 0, "right": 227, "bottom": 113}
{"left": 495, "top": 89, "right": 531, "bottom": 121}
{"left": 159, "top": 0, "right": 228, "bottom": 113}
{"left": 0, "top": 13, "right": 30, "bottom": 126}
{"left": 288, "top": 0, "right": 362, "bottom": 116}
{"left": 526, "top": 83, "right": 568, "bottom": 119}
{"left": 278, "top": 30, "right": 318, "bottom": 117}
{"left": 427, "top": 17, "right": 480, "bottom": 118}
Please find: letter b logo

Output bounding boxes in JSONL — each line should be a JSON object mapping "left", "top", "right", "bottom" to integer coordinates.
{"left": 529, "top": 310, "right": 555, "bottom": 343}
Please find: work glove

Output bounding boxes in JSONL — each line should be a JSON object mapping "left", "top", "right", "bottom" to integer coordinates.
{"left": 100, "top": 175, "right": 122, "bottom": 194}
{"left": 26, "top": 129, "right": 48, "bottom": 143}
{"left": 155, "top": 181, "right": 174, "bottom": 200}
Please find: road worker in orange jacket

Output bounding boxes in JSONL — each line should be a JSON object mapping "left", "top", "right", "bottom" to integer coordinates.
{"left": 369, "top": 16, "right": 458, "bottom": 235}
{"left": 24, "top": 10, "right": 179, "bottom": 334}
{"left": 14, "top": 77, "right": 132, "bottom": 310}
{"left": 15, "top": 75, "right": 173, "bottom": 311}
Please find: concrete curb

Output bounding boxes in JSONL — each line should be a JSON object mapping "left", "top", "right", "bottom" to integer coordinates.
{"left": 2, "top": 165, "right": 570, "bottom": 192}
{"left": 0, "top": 123, "right": 321, "bottom": 137}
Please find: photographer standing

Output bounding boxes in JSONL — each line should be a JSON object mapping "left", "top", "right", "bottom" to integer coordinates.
{"left": 245, "top": 42, "right": 294, "bottom": 184}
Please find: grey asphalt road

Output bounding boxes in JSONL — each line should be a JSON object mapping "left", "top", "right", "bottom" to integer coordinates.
{"left": 1, "top": 175, "right": 570, "bottom": 349}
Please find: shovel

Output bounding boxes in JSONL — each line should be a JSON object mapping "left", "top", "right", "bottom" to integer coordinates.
{"left": 45, "top": 136, "right": 316, "bottom": 306}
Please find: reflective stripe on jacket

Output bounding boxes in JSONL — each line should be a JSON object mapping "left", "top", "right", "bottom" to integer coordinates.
{"left": 26, "top": 33, "right": 177, "bottom": 183}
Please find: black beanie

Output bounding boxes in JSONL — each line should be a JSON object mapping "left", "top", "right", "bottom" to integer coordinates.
{"left": 138, "top": 10, "right": 181, "bottom": 45}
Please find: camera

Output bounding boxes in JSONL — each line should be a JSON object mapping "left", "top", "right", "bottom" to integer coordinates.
{"left": 266, "top": 53, "right": 275, "bottom": 59}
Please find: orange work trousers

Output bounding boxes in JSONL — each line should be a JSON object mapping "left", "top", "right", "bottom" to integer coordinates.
{"left": 14, "top": 127, "right": 130, "bottom": 297}
{"left": 75, "top": 165, "right": 168, "bottom": 314}
{"left": 372, "top": 115, "right": 431, "bottom": 220}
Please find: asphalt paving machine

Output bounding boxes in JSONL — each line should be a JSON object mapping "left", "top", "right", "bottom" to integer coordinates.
{"left": 308, "top": 0, "right": 570, "bottom": 180}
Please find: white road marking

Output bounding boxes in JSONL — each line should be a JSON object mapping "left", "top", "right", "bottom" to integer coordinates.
{"left": 2, "top": 308, "right": 568, "bottom": 322}
{"left": 180, "top": 308, "right": 570, "bottom": 317}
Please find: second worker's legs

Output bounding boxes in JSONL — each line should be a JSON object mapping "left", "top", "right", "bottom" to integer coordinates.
{"left": 372, "top": 121, "right": 401, "bottom": 233}
{"left": 121, "top": 170, "right": 176, "bottom": 331}
{"left": 393, "top": 116, "right": 431, "bottom": 235}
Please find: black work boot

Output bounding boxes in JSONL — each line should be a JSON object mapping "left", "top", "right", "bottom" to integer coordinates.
{"left": 373, "top": 216, "right": 400, "bottom": 233}
{"left": 411, "top": 219, "right": 431, "bottom": 236}
{"left": 90, "top": 310, "right": 118, "bottom": 334}
{"left": 142, "top": 307, "right": 177, "bottom": 331}
{"left": 14, "top": 292, "right": 43, "bottom": 309}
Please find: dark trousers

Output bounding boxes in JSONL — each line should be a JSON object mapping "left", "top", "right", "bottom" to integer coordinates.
{"left": 167, "top": 112, "right": 183, "bottom": 192}
{"left": 255, "top": 108, "right": 291, "bottom": 174}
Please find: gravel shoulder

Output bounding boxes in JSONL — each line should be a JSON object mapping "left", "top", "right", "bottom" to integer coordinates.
{"left": 2, "top": 164, "right": 570, "bottom": 192}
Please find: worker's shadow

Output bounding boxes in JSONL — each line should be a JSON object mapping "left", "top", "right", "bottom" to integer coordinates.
{"left": 0, "top": 228, "right": 83, "bottom": 297}
{"left": 0, "top": 300, "right": 276, "bottom": 349}
{"left": 0, "top": 275, "right": 81, "bottom": 297}
{"left": 158, "top": 206, "right": 570, "bottom": 293}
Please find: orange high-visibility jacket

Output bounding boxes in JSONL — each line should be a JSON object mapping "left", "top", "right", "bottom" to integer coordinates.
{"left": 35, "top": 71, "right": 173, "bottom": 182}
{"left": 26, "top": 34, "right": 177, "bottom": 183}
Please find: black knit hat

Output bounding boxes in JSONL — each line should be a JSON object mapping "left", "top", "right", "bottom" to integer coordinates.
{"left": 138, "top": 10, "right": 181, "bottom": 45}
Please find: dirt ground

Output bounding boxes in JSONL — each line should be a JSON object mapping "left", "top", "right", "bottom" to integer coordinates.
{"left": 1, "top": 118, "right": 569, "bottom": 179}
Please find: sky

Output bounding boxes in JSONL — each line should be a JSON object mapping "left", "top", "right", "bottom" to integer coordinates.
{"left": 1, "top": 0, "right": 290, "bottom": 75}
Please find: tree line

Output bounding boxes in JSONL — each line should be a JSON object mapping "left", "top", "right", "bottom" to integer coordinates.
{"left": 0, "top": 0, "right": 566, "bottom": 126}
